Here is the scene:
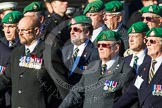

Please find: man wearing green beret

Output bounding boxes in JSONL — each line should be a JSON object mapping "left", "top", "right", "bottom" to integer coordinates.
{"left": 0, "top": 2, "right": 18, "bottom": 39}
{"left": 113, "top": 27, "right": 162, "bottom": 108}
{"left": 84, "top": 0, "right": 107, "bottom": 44}
{"left": 59, "top": 30, "right": 135, "bottom": 108}
{"left": 103, "top": 0, "right": 129, "bottom": 51}
{"left": 125, "top": 21, "right": 150, "bottom": 73}
{"left": 140, "top": 4, "right": 162, "bottom": 29}
{"left": 61, "top": 15, "right": 99, "bottom": 85}
{"left": 0, "top": 11, "right": 22, "bottom": 48}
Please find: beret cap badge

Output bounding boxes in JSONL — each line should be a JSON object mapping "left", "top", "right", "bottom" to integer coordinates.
{"left": 9, "top": 17, "right": 12, "bottom": 22}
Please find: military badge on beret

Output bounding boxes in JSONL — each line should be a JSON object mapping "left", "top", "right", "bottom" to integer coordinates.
{"left": 9, "top": 17, "right": 12, "bottom": 22}
{"left": 33, "top": 4, "right": 38, "bottom": 10}
{"left": 113, "top": 7, "right": 116, "bottom": 12}
{"left": 148, "top": 6, "right": 153, "bottom": 12}
{"left": 102, "top": 34, "right": 107, "bottom": 40}
{"left": 90, "top": 6, "right": 95, "bottom": 12}
{"left": 150, "top": 31, "right": 155, "bottom": 36}
{"left": 131, "top": 27, "right": 135, "bottom": 33}
{"left": 70, "top": 18, "right": 76, "bottom": 25}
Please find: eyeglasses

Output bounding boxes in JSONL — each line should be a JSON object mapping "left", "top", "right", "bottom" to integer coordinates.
{"left": 141, "top": 16, "right": 160, "bottom": 22}
{"left": 97, "top": 43, "right": 114, "bottom": 48}
{"left": 69, "top": 27, "right": 83, "bottom": 33}
{"left": 17, "top": 28, "right": 34, "bottom": 34}
{"left": 144, "top": 38, "right": 157, "bottom": 44}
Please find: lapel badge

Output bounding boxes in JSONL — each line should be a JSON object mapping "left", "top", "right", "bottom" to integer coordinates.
{"left": 115, "top": 64, "right": 120, "bottom": 69}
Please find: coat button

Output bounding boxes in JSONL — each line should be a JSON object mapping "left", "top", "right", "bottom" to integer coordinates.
{"left": 18, "top": 90, "right": 22, "bottom": 94}
{"left": 19, "top": 74, "right": 23, "bottom": 78}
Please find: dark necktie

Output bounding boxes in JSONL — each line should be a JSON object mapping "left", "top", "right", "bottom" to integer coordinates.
{"left": 25, "top": 48, "right": 30, "bottom": 56}
{"left": 133, "top": 56, "right": 138, "bottom": 71}
{"left": 101, "top": 64, "right": 107, "bottom": 75}
{"left": 73, "top": 47, "right": 79, "bottom": 60}
{"left": 148, "top": 60, "right": 157, "bottom": 83}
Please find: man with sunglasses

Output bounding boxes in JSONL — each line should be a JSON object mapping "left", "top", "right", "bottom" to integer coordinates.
{"left": 59, "top": 30, "right": 135, "bottom": 108}
{"left": 83, "top": 0, "right": 107, "bottom": 44}
{"left": 140, "top": 4, "right": 162, "bottom": 29}
{"left": 113, "top": 27, "right": 162, "bottom": 108}
{"left": 61, "top": 15, "right": 99, "bottom": 85}
{"left": 103, "top": 1, "right": 129, "bottom": 51}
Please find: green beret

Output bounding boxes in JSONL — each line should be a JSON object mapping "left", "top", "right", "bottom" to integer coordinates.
{"left": 69, "top": 15, "right": 92, "bottom": 26}
{"left": 83, "top": 0, "right": 105, "bottom": 14}
{"left": 105, "top": 1, "right": 123, "bottom": 13}
{"left": 140, "top": 5, "right": 162, "bottom": 16}
{"left": 2, "top": 11, "right": 23, "bottom": 24}
{"left": 128, "top": 22, "right": 149, "bottom": 34}
{"left": 96, "top": 30, "right": 121, "bottom": 42}
{"left": 23, "top": 2, "right": 45, "bottom": 14}
{"left": 146, "top": 27, "right": 162, "bottom": 37}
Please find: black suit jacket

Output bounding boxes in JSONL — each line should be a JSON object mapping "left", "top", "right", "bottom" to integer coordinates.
{"left": 113, "top": 57, "right": 162, "bottom": 108}
{"left": 0, "top": 41, "right": 64, "bottom": 108}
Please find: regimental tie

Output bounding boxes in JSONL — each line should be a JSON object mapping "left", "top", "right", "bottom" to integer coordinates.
{"left": 73, "top": 47, "right": 79, "bottom": 60}
{"left": 148, "top": 60, "right": 157, "bottom": 84}
{"left": 101, "top": 64, "right": 107, "bottom": 75}
{"left": 25, "top": 48, "right": 30, "bottom": 56}
{"left": 133, "top": 56, "right": 138, "bottom": 71}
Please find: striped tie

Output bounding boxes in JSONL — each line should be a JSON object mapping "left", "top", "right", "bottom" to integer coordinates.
{"left": 25, "top": 48, "right": 30, "bottom": 56}
{"left": 133, "top": 56, "right": 138, "bottom": 71}
{"left": 101, "top": 64, "right": 107, "bottom": 75}
{"left": 73, "top": 47, "right": 79, "bottom": 59}
{"left": 148, "top": 60, "right": 157, "bottom": 83}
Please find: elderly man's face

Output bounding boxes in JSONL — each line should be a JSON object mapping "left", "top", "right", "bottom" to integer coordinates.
{"left": 142, "top": 13, "right": 161, "bottom": 29}
{"left": 86, "top": 12, "right": 103, "bottom": 29}
{"left": 129, "top": 33, "right": 146, "bottom": 52}
{"left": 98, "top": 40, "right": 119, "bottom": 62}
{"left": 145, "top": 36, "right": 162, "bottom": 59}
{"left": 3, "top": 23, "right": 17, "bottom": 41}
{"left": 103, "top": 12, "right": 122, "bottom": 30}
{"left": 70, "top": 24, "right": 87, "bottom": 46}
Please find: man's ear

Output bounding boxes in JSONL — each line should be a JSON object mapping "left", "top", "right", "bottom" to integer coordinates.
{"left": 117, "top": 15, "right": 122, "bottom": 23}
{"left": 34, "top": 27, "right": 40, "bottom": 37}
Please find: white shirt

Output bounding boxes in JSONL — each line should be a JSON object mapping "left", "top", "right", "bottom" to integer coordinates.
{"left": 153, "top": 56, "right": 162, "bottom": 74}
{"left": 104, "top": 56, "right": 119, "bottom": 71}
{"left": 91, "top": 25, "right": 106, "bottom": 42}
{"left": 130, "top": 49, "right": 146, "bottom": 73}
{"left": 25, "top": 39, "right": 39, "bottom": 53}
{"left": 73, "top": 40, "right": 89, "bottom": 57}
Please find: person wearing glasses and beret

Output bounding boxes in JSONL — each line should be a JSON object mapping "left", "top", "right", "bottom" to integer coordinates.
{"left": 61, "top": 15, "right": 99, "bottom": 85}
{"left": 0, "top": 16, "right": 69, "bottom": 108}
{"left": 59, "top": 30, "right": 135, "bottom": 108}
{"left": 103, "top": 1, "right": 129, "bottom": 52}
{"left": 83, "top": 0, "right": 107, "bottom": 45}
{"left": 113, "top": 27, "right": 162, "bottom": 108}
{"left": 140, "top": 4, "right": 162, "bottom": 29}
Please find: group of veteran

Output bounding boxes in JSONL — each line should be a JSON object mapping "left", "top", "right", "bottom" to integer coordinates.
{"left": 0, "top": 0, "right": 162, "bottom": 108}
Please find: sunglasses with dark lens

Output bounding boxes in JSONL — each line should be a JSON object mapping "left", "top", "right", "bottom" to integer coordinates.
{"left": 141, "top": 17, "right": 153, "bottom": 22}
{"left": 69, "top": 27, "right": 83, "bottom": 33}
{"left": 141, "top": 16, "right": 160, "bottom": 22}
{"left": 144, "top": 38, "right": 157, "bottom": 44}
{"left": 97, "top": 43, "right": 114, "bottom": 48}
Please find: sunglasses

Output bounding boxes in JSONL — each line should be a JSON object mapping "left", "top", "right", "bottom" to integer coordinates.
{"left": 69, "top": 27, "right": 83, "bottom": 33}
{"left": 141, "top": 16, "right": 160, "bottom": 22}
{"left": 97, "top": 43, "right": 114, "bottom": 48}
{"left": 144, "top": 38, "right": 157, "bottom": 44}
